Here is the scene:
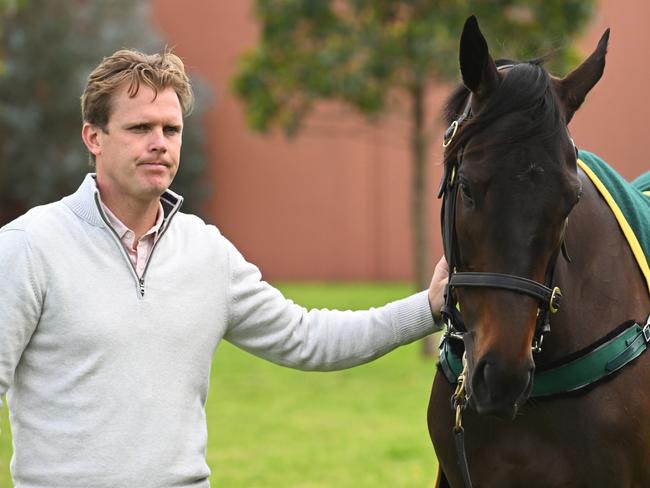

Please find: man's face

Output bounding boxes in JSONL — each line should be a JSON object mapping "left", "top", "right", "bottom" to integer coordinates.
{"left": 84, "top": 83, "right": 183, "bottom": 206}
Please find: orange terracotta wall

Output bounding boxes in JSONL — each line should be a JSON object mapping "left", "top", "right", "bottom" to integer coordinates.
{"left": 150, "top": 0, "right": 648, "bottom": 281}
{"left": 569, "top": 0, "right": 650, "bottom": 180}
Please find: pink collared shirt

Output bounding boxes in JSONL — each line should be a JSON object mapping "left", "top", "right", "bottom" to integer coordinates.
{"left": 100, "top": 201, "right": 164, "bottom": 278}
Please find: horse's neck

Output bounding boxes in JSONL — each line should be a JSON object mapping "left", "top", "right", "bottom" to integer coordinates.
{"left": 538, "top": 168, "right": 650, "bottom": 363}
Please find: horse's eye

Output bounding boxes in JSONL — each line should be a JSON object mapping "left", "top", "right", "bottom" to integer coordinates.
{"left": 459, "top": 182, "right": 473, "bottom": 202}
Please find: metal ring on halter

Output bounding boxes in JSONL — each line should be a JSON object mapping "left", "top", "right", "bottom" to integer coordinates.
{"left": 549, "top": 286, "right": 562, "bottom": 313}
{"left": 449, "top": 165, "right": 456, "bottom": 186}
{"left": 443, "top": 121, "right": 459, "bottom": 148}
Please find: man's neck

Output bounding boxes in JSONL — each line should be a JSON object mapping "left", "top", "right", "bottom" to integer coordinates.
{"left": 99, "top": 192, "right": 161, "bottom": 242}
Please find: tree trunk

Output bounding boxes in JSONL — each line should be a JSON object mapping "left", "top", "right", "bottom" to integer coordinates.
{"left": 410, "top": 80, "right": 436, "bottom": 356}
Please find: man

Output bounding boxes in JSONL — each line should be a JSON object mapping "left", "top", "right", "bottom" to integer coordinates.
{"left": 0, "top": 49, "right": 447, "bottom": 487}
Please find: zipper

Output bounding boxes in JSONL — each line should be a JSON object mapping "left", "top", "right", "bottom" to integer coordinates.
{"left": 139, "top": 278, "right": 146, "bottom": 297}
{"left": 136, "top": 207, "right": 176, "bottom": 297}
{"left": 94, "top": 193, "right": 142, "bottom": 297}
{"left": 93, "top": 191, "right": 179, "bottom": 299}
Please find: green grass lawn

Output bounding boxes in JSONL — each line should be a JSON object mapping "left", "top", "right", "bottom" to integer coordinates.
{"left": 0, "top": 282, "right": 440, "bottom": 487}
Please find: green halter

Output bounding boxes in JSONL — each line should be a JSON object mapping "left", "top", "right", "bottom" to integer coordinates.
{"left": 439, "top": 315, "right": 650, "bottom": 398}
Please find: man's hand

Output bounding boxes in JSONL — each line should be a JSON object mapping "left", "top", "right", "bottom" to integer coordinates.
{"left": 428, "top": 255, "right": 449, "bottom": 322}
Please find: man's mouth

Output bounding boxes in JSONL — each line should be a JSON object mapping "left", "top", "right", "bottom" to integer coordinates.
{"left": 139, "top": 161, "right": 169, "bottom": 168}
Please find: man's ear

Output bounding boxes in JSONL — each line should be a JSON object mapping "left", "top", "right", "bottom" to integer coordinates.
{"left": 459, "top": 15, "right": 499, "bottom": 101}
{"left": 81, "top": 122, "right": 103, "bottom": 158}
{"left": 554, "top": 29, "right": 610, "bottom": 124}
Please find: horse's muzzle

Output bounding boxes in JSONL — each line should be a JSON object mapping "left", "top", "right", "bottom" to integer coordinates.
{"left": 468, "top": 356, "right": 534, "bottom": 419}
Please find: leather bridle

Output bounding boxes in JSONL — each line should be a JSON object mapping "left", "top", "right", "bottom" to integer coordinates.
{"left": 438, "top": 74, "right": 565, "bottom": 352}
{"left": 438, "top": 78, "right": 566, "bottom": 488}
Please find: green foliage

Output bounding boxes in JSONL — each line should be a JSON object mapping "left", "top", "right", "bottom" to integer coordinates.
{"left": 234, "top": 0, "right": 596, "bottom": 292}
{"left": 0, "top": 0, "right": 24, "bottom": 73}
{"left": 0, "top": 0, "right": 210, "bottom": 224}
{"left": 0, "top": 0, "right": 23, "bottom": 18}
{"left": 234, "top": 0, "right": 596, "bottom": 136}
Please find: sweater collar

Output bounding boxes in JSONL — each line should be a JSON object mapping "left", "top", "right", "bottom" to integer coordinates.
{"left": 62, "top": 174, "right": 184, "bottom": 230}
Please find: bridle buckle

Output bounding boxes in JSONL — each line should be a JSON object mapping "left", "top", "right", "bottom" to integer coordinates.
{"left": 549, "top": 286, "right": 562, "bottom": 313}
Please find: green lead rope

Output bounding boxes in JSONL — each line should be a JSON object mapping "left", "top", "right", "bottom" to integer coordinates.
{"left": 439, "top": 315, "right": 650, "bottom": 398}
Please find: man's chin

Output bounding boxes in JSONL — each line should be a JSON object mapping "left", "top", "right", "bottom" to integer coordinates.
{"left": 139, "top": 174, "right": 175, "bottom": 196}
{"left": 133, "top": 183, "right": 171, "bottom": 205}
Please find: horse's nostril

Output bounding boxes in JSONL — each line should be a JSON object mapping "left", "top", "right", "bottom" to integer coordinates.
{"left": 482, "top": 362, "right": 495, "bottom": 385}
{"left": 469, "top": 359, "right": 491, "bottom": 400}
{"left": 479, "top": 361, "right": 505, "bottom": 401}
{"left": 469, "top": 357, "right": 534, "bottom": 418}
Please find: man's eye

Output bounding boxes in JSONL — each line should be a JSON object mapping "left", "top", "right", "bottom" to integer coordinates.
{"left": 130, "top": 125, "right": 148, "bottom": 132}
{"left": 164, "top": 126, "right": 180, "bottom": 134}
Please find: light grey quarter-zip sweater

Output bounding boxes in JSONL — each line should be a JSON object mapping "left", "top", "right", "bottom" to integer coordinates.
{"left": 0, "top": 174, "right": 436, "bottom": 488}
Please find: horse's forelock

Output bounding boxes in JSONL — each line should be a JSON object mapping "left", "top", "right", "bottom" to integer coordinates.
{"left": 443, "top": 61, "right": 563, "bottom": 168}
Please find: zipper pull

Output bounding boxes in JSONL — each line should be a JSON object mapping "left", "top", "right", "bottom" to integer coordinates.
{"left": 139, "top": 278, "right": 145, "bottom": 298}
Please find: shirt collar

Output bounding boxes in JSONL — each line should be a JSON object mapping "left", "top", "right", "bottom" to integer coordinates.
{"left": 62, "top": 174, "right": 184, "bottom": 230}
{"left": 99, "top": 199, "right": 165, "bottom": 241}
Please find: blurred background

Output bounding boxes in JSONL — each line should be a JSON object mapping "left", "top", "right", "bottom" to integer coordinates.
{"left": 2, "top": 0, "right": 648, "bottom": 286}
{"left": 1, "top": 0, "right": 648, "bottom": 486}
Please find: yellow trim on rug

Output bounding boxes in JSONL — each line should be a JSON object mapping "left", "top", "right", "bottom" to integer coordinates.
{"left": 434, "top": 467, "right": 443, "bottom": 488}
{"left": 578, "top": 158, "right": 650, "bottom": 294}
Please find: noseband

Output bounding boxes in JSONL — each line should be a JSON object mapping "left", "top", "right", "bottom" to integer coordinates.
{"left": 438, "top": 78, "right": 564, "bottom": 352}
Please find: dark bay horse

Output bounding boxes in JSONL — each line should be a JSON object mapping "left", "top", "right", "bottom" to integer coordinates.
{"left": 428, "top": 16, "right": 650, "bottom": 487}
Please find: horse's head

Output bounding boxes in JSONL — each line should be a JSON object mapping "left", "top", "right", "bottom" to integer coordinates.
{"left": 441, "top": 16, "right": 609, "bottom": 418}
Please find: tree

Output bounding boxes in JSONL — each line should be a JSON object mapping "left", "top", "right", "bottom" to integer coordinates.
{"left": 0, "top": 0, "right": 210, "bottom": 225}
{"left": 0, "top": 0, "right": 23, "bottom": 71}
{"left": 233, "top": 0, "right": 595, "bottom": 292}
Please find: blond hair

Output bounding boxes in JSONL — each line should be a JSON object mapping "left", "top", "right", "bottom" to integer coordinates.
{"left": 81, "top": 49, "right": 194, "bottom": 130}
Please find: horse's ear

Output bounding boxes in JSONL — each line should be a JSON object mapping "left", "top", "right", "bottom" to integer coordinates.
{"left": 459, "top": 15, "right": 499, "bottom": 100}
{"left": 555, "top": 29, "right": 610, "bottom": 124}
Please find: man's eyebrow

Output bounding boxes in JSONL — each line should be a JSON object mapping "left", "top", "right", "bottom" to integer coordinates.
{"left": 122, "top": 120, "right": 150, "bottom": 127}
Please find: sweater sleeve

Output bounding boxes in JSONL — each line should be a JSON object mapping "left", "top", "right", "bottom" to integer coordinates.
{"left": 222, "top": 238, "right": 436, "bottom": 371}
{"left": 0, "top": 229, "right": 43, "bottom": 410}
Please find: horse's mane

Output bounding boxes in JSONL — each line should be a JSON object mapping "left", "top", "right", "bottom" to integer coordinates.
{"left": 443, "top": 59, "right": 563, "bottom": 167}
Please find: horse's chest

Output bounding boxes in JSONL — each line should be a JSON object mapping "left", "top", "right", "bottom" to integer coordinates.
{"left": 440, "top": 423, "right": 624, "bottom": 487}
{"left": 429, "top": 375, "right": 650, "bottom": 487}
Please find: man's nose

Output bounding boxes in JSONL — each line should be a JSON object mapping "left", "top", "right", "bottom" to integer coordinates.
{"left": 149, "top": 128, "right": 168, "bottom": 153}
